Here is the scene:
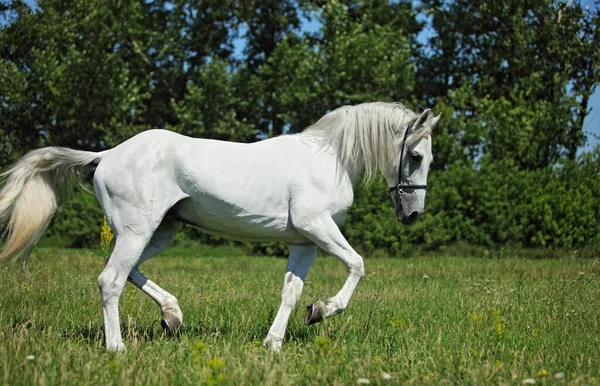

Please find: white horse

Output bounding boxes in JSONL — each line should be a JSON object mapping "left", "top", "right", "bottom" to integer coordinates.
{"left": 0, "top": 102, "right": 439, "bottom": 352}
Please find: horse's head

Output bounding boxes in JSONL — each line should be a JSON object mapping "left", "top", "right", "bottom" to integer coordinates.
{"left": 385, "top": 109, "right": 439, "bottom": 225}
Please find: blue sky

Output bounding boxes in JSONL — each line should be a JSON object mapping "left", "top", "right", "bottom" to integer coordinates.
{"left": 583, "top": 85, "right": 600, "bottom": 151}
{"left": 574, "top": 0, "right": 599, "bottom": 151}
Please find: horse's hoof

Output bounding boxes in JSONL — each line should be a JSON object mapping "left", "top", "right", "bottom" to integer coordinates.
{"left": 161, "top": 316, "right": 181, "bottom": 335}
{"left": 305, "top": 303, "right": 324, "bottom": 326}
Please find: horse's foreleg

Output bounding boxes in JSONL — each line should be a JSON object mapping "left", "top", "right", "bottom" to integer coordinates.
{"left": 263, "top": 244, "right": 317, "bottom": 351}
{"left": 128, "top": 218, "right": 183, "bottom": 334}
{"left": 296, "top": 216, "right": 365, "bottom": 325}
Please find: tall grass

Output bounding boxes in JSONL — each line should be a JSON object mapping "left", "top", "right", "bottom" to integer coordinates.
{"left": 1, "top": 248, "right": 599, "bottom": 385}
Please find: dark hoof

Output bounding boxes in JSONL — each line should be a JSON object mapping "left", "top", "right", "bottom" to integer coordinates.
{"left": 161, "top": 317, "right": 181, "bottom": 335}
{"left": 305, "top": 303, "right": 324, "bottom": 326}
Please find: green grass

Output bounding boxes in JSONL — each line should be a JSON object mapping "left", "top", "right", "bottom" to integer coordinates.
{"left": 1, "top": 248, "right": 599, "bottom": 385}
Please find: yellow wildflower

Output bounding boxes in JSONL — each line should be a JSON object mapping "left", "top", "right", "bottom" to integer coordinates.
{"left": 100, "top": 216, "right": 114, "bottom": 250}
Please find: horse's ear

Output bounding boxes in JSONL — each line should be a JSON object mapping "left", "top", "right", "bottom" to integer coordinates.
{"left": 410, "top": 109, "right": 433, "bottom": 133}
{"left": 431, "top": 113, "right": 441, "bottom": 129}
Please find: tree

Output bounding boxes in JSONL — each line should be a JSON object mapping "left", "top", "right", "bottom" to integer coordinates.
{"left": 0, "top": 0, "right": 151, "bottom": 166}
{"left": 133, "top": 0, "right": 238, "bottom": 131}
{"left": 169, "top": 60, "right": 255, "bottom": 142}
{"left": 417, "top": 0, "right": 600, "bottom": 168}
{"left": 233, "top": 0, "right": 303, "bottom": 138}
{"left": 252, "top": 0, "right": 420, "bottom": 134}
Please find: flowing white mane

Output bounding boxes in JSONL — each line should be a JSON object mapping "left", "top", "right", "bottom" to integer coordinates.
{"left": 300, "top": 102, "right": 422, "bottom": 184}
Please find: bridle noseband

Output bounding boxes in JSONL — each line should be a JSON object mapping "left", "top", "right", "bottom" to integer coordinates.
{"left": 388, "top": 122, "right": 428, "bottom": 195}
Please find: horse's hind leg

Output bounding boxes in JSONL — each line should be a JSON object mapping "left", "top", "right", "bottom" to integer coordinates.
{"left": 127, "top": 218, "right": 183, "bottom": 334}
{"left": 99, "top": 231, "right": 155, "bottom": 352}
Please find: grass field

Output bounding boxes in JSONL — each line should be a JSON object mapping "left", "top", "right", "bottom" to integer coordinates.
{"left": 1, "top": 247, "right": 599, "bottom": 385}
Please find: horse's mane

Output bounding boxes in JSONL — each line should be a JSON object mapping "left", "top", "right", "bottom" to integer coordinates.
{"left": 300, "top": 102, "right": 420, "bottom": 184}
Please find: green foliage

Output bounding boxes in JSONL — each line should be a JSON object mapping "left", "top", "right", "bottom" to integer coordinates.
{"left": 0, "top": 0, "right": 151, "bottom": 160}
{"left": 170, "top": 60, "right": 256, "bottom": 142}
{"left": 418, "top": 0, "right": 600, "bottom": 166}
{"left": 257, "top": 0, "right": 418, "bottom": 134}
{"left": 343, "top": 152, "right": 600, "bottom": 255}
{"left": 2, "top": 0, "right": 600, "bottom": 252}
{"left": 45, "top": 188, "right": 105, "bottom": 248}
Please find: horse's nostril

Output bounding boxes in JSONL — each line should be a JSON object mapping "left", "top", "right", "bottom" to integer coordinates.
{"left": 409, "top": 212, "right": 419, "bottom": 221}
{"left": 401, "top": 211, "right": 421, "bottom": 225}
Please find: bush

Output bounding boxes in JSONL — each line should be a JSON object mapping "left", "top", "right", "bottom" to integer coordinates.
{"left": 343, "top": 152, "right": 600, "bottom": 255}
{"left": 46, "top": 186, "right": 104, "bottom": 248}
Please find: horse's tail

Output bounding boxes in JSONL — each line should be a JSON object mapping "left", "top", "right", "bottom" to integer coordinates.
{"left": 0, "top": 147, "right": 104, "bottom": 263}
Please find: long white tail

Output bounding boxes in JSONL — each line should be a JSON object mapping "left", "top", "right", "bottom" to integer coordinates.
{"left": 0, "top": 147, "right": 103, "bottom": 262}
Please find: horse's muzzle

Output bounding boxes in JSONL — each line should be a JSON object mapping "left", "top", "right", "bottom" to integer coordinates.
{"left": 400, "top": 211, "right": 420, "bottom": 225}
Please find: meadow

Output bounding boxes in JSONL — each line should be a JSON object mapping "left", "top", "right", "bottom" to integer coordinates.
{"left": 1, "top": 247, "right": 599, "bottom": 385}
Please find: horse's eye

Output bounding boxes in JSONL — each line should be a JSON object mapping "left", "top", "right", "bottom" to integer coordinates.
{"left": 411, "top": 153, "right": 423, "bottom": 163}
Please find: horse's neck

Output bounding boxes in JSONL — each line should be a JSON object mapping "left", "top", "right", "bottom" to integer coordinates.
{"left": 295, "top": 133, "right": 360, "bottom": 189}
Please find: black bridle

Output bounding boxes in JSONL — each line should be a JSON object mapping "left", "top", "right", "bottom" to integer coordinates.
{"left": 388, "top": 122, "right": 428, "bottom": 195}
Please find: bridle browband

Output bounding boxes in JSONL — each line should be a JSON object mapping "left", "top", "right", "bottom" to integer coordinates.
{"left": 388, "top": 119, "right": 428, "bottom": 195}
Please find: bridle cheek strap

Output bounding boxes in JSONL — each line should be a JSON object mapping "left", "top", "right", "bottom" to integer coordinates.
{"left": 388, "top": 115, "right": 429, "bottom": 195}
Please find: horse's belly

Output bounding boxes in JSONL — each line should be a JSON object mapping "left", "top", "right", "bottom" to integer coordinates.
{"left": 171, "top": 196, "right": 307, "bottom": 244}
